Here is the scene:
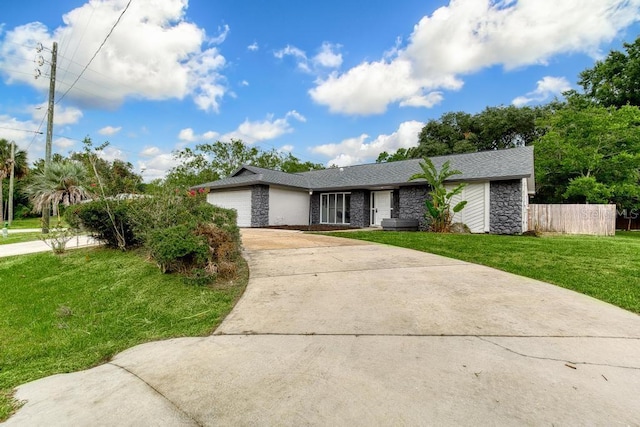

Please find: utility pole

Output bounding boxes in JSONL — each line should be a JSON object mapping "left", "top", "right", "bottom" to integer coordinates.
{"left": 8, "top": 140, "right": 15, "bottom": 226}
{"left": 42, "top": 41, "right": 57, "bottom": 233}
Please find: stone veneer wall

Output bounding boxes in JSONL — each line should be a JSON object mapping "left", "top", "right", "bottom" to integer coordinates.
{"left": 349, "top": 190, "right": 370, "bottom": 227}
{"left": 490, "top": 180, "right": 523, "bottom": 234}
{"left": 310, "top": 193, "right": 320, "bottom": 224}
{"left": 251, "top": 185, "right": 270, "bottom": 227}
{"left": 398, "top": 185, "right": 430, "bottom": 231}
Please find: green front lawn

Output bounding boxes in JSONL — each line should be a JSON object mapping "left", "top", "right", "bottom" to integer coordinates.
{"left": 326, "top": 231, "right": 640, "bottom": 314}
{"left": 0, "top": 248, "right": 247, "bottom": 421}
{"left": 0, "top": 232, "right": 43, "bottom": 245}
{"left": 5, "top": 218, "right": 43, "bottom": 229}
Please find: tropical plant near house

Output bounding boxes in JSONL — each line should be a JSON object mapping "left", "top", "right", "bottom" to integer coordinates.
{"left": 26, "top": 161, "right": 92, "bottom": 223}
{"left": 409, "top": 158, "right": 467, "bottom": 232}
{"left": 0, "top": 139, "right": 28, "bottom": 223}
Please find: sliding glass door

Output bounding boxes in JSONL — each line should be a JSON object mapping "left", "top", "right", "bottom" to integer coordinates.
{"left": 320, "top": 193, "right": 351, "bottom": 224}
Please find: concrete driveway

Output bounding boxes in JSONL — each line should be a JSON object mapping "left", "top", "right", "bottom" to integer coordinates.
{"left": 4, "top": 229, "right": 640, "bottom": 425}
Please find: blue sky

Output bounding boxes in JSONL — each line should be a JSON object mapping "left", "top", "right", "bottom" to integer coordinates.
{"left": 1, "top": 0, "right": 640, "bottom": 181}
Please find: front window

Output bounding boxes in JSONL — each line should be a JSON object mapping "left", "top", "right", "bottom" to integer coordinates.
{"left": 320, "top": 193, "right": 351, "bottom": 224}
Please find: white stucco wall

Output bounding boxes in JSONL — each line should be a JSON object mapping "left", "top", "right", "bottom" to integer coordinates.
{"left": 269, "top": 187, "right": 310, "bottom": 225}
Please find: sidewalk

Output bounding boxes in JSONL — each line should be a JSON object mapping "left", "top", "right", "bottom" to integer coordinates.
{"left": 0, "top": 234, "right": 99, "bottom": 257}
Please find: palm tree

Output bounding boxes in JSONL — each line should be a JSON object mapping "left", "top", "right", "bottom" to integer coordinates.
{"left": 409, "top": 158, "right": 468, "bottom": 232}
{"left": 26, "top": 161, "right": 92, "bottom": 223}
{"left": 0, "top": 139, "right": 28, "bottom": 223}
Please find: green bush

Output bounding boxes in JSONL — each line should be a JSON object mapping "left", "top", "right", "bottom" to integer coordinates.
{"left": 146, "top": 225, "right": 209, "bottom": 273}
{"left": 65, "top": 200, "right": 140, "bottom": 249}
{"left": 65, "top": 189, "right": 241, "bottom": 284}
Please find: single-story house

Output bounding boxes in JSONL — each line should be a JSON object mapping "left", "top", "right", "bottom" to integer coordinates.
{"left": 193, "top": 146, "right": 534, "bottom": 234}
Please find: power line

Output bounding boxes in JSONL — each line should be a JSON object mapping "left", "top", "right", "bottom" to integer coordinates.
{"left": 0, "top": 126, "right": 44, "bottom": 134}
{"left": 26, "top": 111, "right": 48, "bottom": 152}
{"left": 59, "top": 2, "right": 96, "bottom": 86}
{"left": 56, "top": 0, "right": 132, "bottom": 105}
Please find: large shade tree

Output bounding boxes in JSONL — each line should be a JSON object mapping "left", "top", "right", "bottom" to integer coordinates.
{"left": 26, "top": 161, "right": 92, "bottom": 223}
{"left": 0, "top": 139, "right": 28, "bottom": 223}
{"left": 577, "top": 36, "right": 640, "bottom": 108}
{"left": 534, "top": 101, "right": 640, "bottom": 208}
{"left": 167, "top": 139, "right": 324, "bottom": 188}
{"left": 378, "top": 105, "right": 548, "bottom": 162}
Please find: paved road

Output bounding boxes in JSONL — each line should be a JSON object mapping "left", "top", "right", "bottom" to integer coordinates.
{"left": 4, "top": 229, "right": 640, "bottom": 425}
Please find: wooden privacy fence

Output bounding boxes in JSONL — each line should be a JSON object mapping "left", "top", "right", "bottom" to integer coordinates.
{"left": 528, "top": 204, "right": 616, "bottom": 236}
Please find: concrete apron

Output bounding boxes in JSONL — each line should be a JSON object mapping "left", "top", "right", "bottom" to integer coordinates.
{"left": 5, "top": 229, "right": 640, "bottom": 426}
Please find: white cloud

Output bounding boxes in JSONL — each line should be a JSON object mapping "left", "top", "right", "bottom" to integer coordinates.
{"left": 53, "top": 137, "right": 75, "bottom": 149}
{"left": 274, "top": 44, "right": 310, "bottom": 72}
{"left": 0, "top": 114, "right": 46, "bottom": 163}
{"left": 96, "top": 145, "right": 126, "bottom": 162}
{"left": 54, "top": 105, "right": 83, "bottom": 125}
{"left": 29, "top": 104, "right": 83, "bottom": 125}
{"left": 313, "top": 42, "right": 342, "bottom": 68}
{"left": 310, "top": 59, "right": 452, "bottom": 115}
{"left": 247, "top": 42, "right": 259, "bottom": 51}
{"left": 221, "top": 110, "right": 306, "bottom": 143}
{"left": 98, "top": 125, "right": 122, "bottom": 136}
{"left": 138, "top": 152, "right": 179, "bottom": 182}
{"left": 310, "top": 0, "right": 640, "bottom": 115}
{"left": 202, "top": 130, "right": 219, "bottom": 140}
{"left": 209, "top": 24, "right": 229, "bottom": 44}
{"left": 311, "top": 120, "right": 424, "bottom": 166}
{"left": 512, "top": 76, "right": 572, "bottom": 106}
{"left": 178, "top": 128, "right": 219, "bottom": 142}
{"left": 140, "top": 146, "right": 161, "bottom": 157}
{"left": 0, "top": 0, "right": 229, "bottom": 112}
{"left": 240, "top": 80, "right": 249, "bottom": 86}
{"left": 178, "top": 128, "right": 197, "bottom": 142}
{"left": 280, "top": 144, "right": 294, "bottom": 152}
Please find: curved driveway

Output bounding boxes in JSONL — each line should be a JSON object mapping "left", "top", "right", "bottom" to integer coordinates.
{"left": 5, "top": 229, "right": 640, "bottom": 425}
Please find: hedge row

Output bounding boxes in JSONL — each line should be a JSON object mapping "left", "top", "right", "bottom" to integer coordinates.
{"left": 65, "top": 191, "right": 240, "bottom": 284}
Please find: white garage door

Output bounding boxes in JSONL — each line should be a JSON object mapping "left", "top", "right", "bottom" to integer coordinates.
{"left": 207, "top": 189, "right": 252, "bottom": 227}
{"left": 447, "top": 182, "right": 489, "bottom": 233}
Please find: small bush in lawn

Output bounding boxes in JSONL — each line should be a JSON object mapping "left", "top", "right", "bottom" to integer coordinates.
{"left": 147, "top": 225, "right": 209, "bottom": 273}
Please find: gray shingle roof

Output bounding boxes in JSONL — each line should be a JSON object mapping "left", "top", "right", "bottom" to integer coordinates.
{"left": 195, "top": 146, "right": 534, "bottom": 192}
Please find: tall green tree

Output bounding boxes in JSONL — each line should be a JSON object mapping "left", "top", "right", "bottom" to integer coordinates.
{"left": 69, "top": 137, "right": 143, "bottom": 196}
{"left": 577, "top": 36, "right": 640, "bottom": 108}
{"left": 0, "top": 139, "right": 28, "bottom": 223}
{"left": 475, "top": 105, "right": 547, "bottom": 151}
{"left": 26, "top": 161, "right": 92, "bottom": 223}
{"left": 167, "top": 139, "right": 323, "bottom": 188}
{"left": 390, "top": 105, "right": 548, "bottom": 163}
{"left": 534, "top": 102, "right": 640, "bottom": 207}
{"left": 376, "top": 148, "right": 416, "bottom": 163}
{"left": 415, "top": 111, "right": 479, "bottom": 158}
{"left": 409, "top": 158, "right": 467, "bottom": 232}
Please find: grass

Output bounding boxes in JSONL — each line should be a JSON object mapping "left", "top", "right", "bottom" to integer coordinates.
{"left": 0, "top": 232, "right": 43, "bottom": 245}
{"left": 6, "top": 218, "right": 44, "bottom": 229}
{"left": 325, "top": 230, "right": 640, "bottom": 315}
{"left": 0, "top": 248, "right": 248, "bottom": 421}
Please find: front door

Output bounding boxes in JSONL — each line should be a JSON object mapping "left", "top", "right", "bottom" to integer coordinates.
{"left": 371, "top": 191, "right": 392, "bottom": 226}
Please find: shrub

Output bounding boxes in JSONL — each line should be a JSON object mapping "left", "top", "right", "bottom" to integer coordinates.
{"left": 146, "top": 225, "right": 209, "bottom": 273}
{"left": 65, "top": 188, "right": 241, "bottom": 284}
{"left": 65, "top": 200, "right": 140, "bottom": 249}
